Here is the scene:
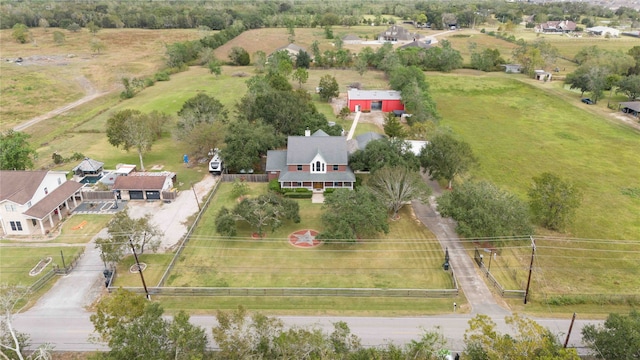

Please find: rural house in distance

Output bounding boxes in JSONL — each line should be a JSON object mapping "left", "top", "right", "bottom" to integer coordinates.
{"left": 266, "top": 129, "right": 355, "bottom": 192}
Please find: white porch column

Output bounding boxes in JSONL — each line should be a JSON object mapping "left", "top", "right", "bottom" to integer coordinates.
{"left": 56, "top": 207, "right": 62, "bottom": 221}
{"left": 39, "top": 219, "right": 45, "bottom": 235}
{"left": 48, "top": 213, "right": 54, "bottom": 228}
{"left": 0, "top": 219, "right": 6, "bottom": 234}
{"left": 72, "top": 194, "right": 78, "bottom": 207}
{"left": 64, "top": 199, "right": 70, "bottom": 210}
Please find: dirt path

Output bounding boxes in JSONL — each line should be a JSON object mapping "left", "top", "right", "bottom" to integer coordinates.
{"left": 13, "top": 76, "right": 109, "bottom": 132}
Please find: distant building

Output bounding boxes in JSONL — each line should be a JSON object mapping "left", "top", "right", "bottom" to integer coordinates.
{"left": 534, "top": 70, "right": 552, "bottom": 81}
{"left": 342, "top": 34, "right": 362, "bottom": 44}
{"left": 270, "top": 43, "right": 309, "bottom": 60}
{"left": 378, "top": 25, "right": 421, "bottom": 42}
{"left": 347, "top": 89, "right": 404, "bottom": 112}
{"left": 586, "top": 26, "right": 620, "bottom": 37}
{"left": 535, "top": 20, "right": 577, "bottom": 34}
{"left": 503, "top": 64, "right": 522, "bottom": 73}
{"left": 113, "top": 172, "right": 175, "bottom": 201}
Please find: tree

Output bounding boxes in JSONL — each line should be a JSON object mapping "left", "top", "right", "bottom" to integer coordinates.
{"left": 470, "top": 43, "right": 505, "bottom": 72}
{"left": 0, "top": 131, "right": 36, "bottom": 170}
{"left": 318, "top": 188, "right": 389, "bottom": 242}
{"left": 87, "top": 21, "right": 101, "bottom": 35}
{"left": 528, "top": 172, "right": 581, "bottom": 231}
{"left": 368, "top": 166, "right": 432, "bottom": 219}
{"left": 0, "top": 285, "right": 31, "bottom": 360}
{"left": 464, "top": 314, "right": 580, "bottom": 360}
{"left": 617, "top": 74, "right": 640, "bottom": 100}
{"left": 253, "top": 50, "right": 267, "bottom": 73}
{"left": 67, "top": 23, "right": 81, "bottom": 32}
{"left": 90, "top": 289, "right": 207, "bottom": 360}
{"left": 423, "top": 40, "right": 463, "bottom": 72}
{"left": 437, "top": 180, "right": 533, "bottom": 238}
{"left": 291, "top": 67, "right": 308, "bottom": 88}
{"left": 208, "top": 59, "right": 222, "bottom": 76}
{"left": 419, "top": 133, "right": 477, "bottom": 189}
{"left": 90, "top": 39, "right": 106, "bottom": 54}
{"left": 582, "top": 310, "right": 640, "bottom": 360}
{"left": 295, "top": 50, "right": 311, "bottom": 69}
{"left": 383, "top": 112, "right": 407, "bottom": 138}
{"left": 177, "top": 93, "right": 227, "bottom": 136}
{"left": 222, "top": 120, "right": 281, "bottom": 173}
{"left": 52, "top": 30, "right": 65, "bottom": 45}
{"left": 349, "top": 138, "right": 420, "bottom": 173}
{"left": 512, "top": 39, "right": 558, "bottom": 77}
{"left": 95, "top": 208, "right": 162, "bottom": 267}
{"left": 318, "top": 75, "right": 339, "bottom": 102}
{"left": 106, "top": 109, "right": 162, "bottom": 171}
{"left": 11, "top": 23, "right": 29, "bottom": 44}
{"left": 217, "top": 193, "right": 300, "bottom": 237}
{"left": 228, "top": 46, "right": 250, "bottom": 66}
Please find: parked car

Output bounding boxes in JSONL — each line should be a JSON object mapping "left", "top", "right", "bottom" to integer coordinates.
{"left": 581, "top": 98, "right": 594, "bottom": 105}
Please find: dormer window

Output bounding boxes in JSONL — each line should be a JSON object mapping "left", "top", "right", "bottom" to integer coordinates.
{"left": 44, "top": 187, "right": 48, "bottom": 195}
{"left": 310, "top": 159, "right": 326, "bottom": 174}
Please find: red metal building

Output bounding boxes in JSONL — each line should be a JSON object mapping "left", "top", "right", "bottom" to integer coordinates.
{"left": 346, "top": 89, "right": 404, "bottom": 112}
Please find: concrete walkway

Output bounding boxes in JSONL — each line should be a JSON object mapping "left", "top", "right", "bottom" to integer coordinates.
{"left": 412, "top": 177, "right": 511, "bottom": 316}
{"left": 345, "top": 111, "right": 361, "bottom": 140}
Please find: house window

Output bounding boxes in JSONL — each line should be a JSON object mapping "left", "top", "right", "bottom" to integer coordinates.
{"left": 10, "top": 221, "right": 23, "bottom": 231}
{"left": 44, "top": 187, "right": 48, "bottom": 195}
{"left": 311, "top": 160, "right": 326, "bottom": 174}
{"left": 32, "top": 219, "right": 37, "bottom": 226}
{"left": 57, "top": 177, "right": 62, "bottom": 185}
{"left": 4, "top": 204, "right": 16, "bottom": 212}
{"left": 27, "top": 201, "right": 31, "bottom": 208}
{"left": 333, "top": 165, "right": 339, "bottom": 171}
{"left": 297, "top": 165, "right": 302, "bottom": 171}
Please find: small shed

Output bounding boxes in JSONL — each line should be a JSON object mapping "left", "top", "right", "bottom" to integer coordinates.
{"left": 534, "top": 70, "right": 552, "bottom": 81}
{"left": 620, "top": 101, "right": 640, "bottom": 117}
{"left": 72, "top": 158, "right": 104, "bottom": 177}
{"left": 342, "top": 34, "right": 362, "bottom": 44}
{"left": 347, "top": 89, "right": 404, "bottom": 113}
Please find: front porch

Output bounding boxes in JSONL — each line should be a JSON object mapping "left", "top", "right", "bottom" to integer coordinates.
{"left": 280, "top": 181, "right": 354, "bottom": 192}
{"left": 23, "top": 182, "right": 84, "bottom": 236}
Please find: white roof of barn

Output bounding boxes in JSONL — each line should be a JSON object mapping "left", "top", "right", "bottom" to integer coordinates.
{"left": 348, "top": 89, "right": 402, "bottom": 101}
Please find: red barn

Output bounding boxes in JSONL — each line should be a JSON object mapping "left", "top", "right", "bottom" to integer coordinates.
{"left": 347, "top": 89, "right": 404, "bottom": 113}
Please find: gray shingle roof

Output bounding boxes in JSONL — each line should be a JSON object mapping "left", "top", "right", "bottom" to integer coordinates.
{"left": 72, "top": 158, "right": 104, "bottom": 173}
{"left": 620, "top": 101, "right": 640, "bottom": 112}
{"left": 286, "top": 135, "right": 348, "bottom": 165}
{"left": 265, "top": 150, "right": 287, "bottom": 172}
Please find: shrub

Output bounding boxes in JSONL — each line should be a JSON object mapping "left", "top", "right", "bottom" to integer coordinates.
{"left": 284, "top": 192, "right": 313, "bottom": 198}
{"left": 295, "top": 188, "right": 310, "bottom": 193}
{"left": 154, "top": 71, "right": 170, "bottom": 81}
{"left": 324, "top": 188, "right": 335, "bottom": 194}
{"left": 268, "top": 179, "right": 282, "bottom": 193}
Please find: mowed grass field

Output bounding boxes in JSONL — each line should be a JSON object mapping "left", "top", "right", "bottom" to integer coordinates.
{"left": 428, "top": 73, "right": 640, "bottom": 299}
{"left": 156, "top": 182, "right": 452, "bottom": 289}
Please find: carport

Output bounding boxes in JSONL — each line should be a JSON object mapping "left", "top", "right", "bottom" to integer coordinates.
{"left": 619, "top": 101, "right": 640, "bottom": 117}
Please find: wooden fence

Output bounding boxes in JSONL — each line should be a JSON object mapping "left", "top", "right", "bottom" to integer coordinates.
{"left": 221, "top": 174, "right": 268, "bottom": 182}
{"left": 29, "top": 248, "right": 85, "bottom": 292}
{"left": 162, "top": 191, "right": 177, "bottom": 200}
{"left": 81, "top": 191, "right": 115, "bottom": 201}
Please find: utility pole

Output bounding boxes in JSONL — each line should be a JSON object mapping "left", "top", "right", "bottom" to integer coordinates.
{"left": 191, "top": 183, "right": 201, "bottom": 212}
{"left": 524, "top": 236, "right": 536, "bottom": 304}
{"left": 60, "top": 250, "right": 66, "bottom": 269}
{"left": 129, "top": 237, "right": 151, "bottom": 300}
{"left": 564, "top": 313, "right": 577, "bottom": 348}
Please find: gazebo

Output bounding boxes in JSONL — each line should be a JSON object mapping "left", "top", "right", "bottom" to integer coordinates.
{"left": 72, "top": 158, "right": 104, "bottom": 178}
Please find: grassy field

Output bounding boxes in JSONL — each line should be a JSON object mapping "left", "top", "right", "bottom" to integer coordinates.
{"left": 0, "top": 246, "right": 85, "bottom": 286}
{"left": 428, "top": 72, "right": 640, "bottom": 300}
{"left": 114, "top": 182, "right": 453, "bottom": 290}
{"left": 56, "top": 214, "right": 113, "bottom": 244}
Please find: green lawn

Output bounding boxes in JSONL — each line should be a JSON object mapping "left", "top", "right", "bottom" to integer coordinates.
{"left": 56, "top": 214, "right": 113, "bottom": 244}
{"left": 156, "top": 182, "right": 451, "bottom": 290}
{"left": 0, "top": 246, "right": 84, "bottom": 286}
{"left": 428, "top": 73, "right": 640, "bottom": 299}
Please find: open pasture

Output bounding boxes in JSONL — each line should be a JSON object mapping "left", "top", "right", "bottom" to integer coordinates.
{"left": 0, "top": 246, "right": 85, "bottom": 286}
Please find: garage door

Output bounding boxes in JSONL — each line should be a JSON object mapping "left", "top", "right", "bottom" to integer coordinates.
{"left": 129, "top": 191, "right": 144, "bottom": 200}
{"left": 145, "top": 191, "right": 160, "bottom": 200}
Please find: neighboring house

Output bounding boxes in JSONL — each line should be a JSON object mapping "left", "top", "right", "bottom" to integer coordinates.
{"left": 266, "top": 129, "right": 355, "bottom": 192}
{"left": 586, "top": 26, "right": 620, "bottom": 37}
{"left": 535, "top": 20, "right": 577, "bottom": 33}
{"left": 398, "top": 40, "right": 432, "bottom": 50}
{"left": 0, "top": 170, "right": 83, "bottom": 236}
{"left": 112, "top": 172, "right": 174, "bottom": 200}
{"left": 503, "top": 64, "right": 522, "bottom": 73}
{"left": 342, "top": 34, "right": 362, "bottom": 44}
{"left": 270, "top": 43, "right": 309, "bottom": 60}
{"left": 534, "top": 70, "right": 552, "bottom": 81}
{"left": 619, "top": 101, "right": 640, "bottom": 117}
{"left": 347, "top": 89, "right": 404, "bottom": 112}
{"left": 72, "top": 158, "right": 104, "bottom": 178}
{"left": 378, "top": 25, "right": 421, "bottom": 42}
